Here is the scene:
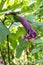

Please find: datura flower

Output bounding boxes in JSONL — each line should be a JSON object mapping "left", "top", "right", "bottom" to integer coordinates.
{"left": 5, "top": 12, "right": 37, "bottom": 42}
{"left": 18, "top": 16, "right": 37, "bottom": 42}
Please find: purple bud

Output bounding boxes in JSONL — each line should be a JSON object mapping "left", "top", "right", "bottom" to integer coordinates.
{"left": 18, "top": 16, "right": 37, "bottom": 42}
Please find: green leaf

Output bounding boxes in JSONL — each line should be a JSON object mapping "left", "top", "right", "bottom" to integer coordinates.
{"left": 33, "top": 38, "right": 43, "bottom": 44}
{"left": 0, "top": 10, "right": 12, "bottom": 14}
{"left": 0, "top": 0, "right": 5, "bottom": 11}
{"left": 25, "top": 14, "right": 35, "bottom": 22}
{"left": 30, "top": 58, "right": 43, "bottom": 64}
{"left": 9, "top": 33, "right": 17, "bottom": 49}
{"left": 36, "top": 58, "right": 43, "bottom": 63}
{"left": 16, "top": 27, "right": 26, "bottom": 38}
{"left": 28, "top": 0, "right": 36, "bottom": 6}
{"left": 9, "top": 27, "right": 26, "bottom": 49}
{"left": 16, "top": 38, "right": 29, "bottom": 58}
{"left": 10, "top": 22, "right": 22, "bottom": 30}
{"left": 0, "top": 22, "right": 9, "bottom": 42}
{"left": 31, "top": 46, "right": 41, "bottom": 54}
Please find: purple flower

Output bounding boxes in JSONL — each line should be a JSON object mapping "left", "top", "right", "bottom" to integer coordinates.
{"left": 18, "top": 16, "right": 37, "bottom": 42}
{"left": 5, "top": 12, "right": 37, "bottom": 42}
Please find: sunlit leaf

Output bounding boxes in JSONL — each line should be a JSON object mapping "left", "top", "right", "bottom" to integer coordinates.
{"left": 0, "top": 10, "right": 12, "bottom": 14}
{"left": 9, "top": 33, "right": 17, "bottom": 49}
{"left": 28, "top": 0, "right": 36, "bottom": 6}
{"left": 0, "top": 22, "right": 9, "bottom": 42}
{"left": 16, "top": 38, "right": 29, "bottom": 58}
{"left": 33, "top": 38, "right": 43, "bottom": 44}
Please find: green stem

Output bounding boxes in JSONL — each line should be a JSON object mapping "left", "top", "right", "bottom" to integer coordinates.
{"left": 7, "top": 35, "right": 10, "bottom": 65}
{"left": 1, "top": 49, "right": 6, "bottom": 65}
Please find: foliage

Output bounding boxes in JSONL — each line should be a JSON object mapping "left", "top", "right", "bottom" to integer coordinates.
{"left": 0, "top": 0, "right": 43, "bottom": 65}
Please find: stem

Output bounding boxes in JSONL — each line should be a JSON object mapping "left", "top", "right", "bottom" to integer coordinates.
{"left": 1, "top": 49, "right": 6, "bottom": 65}
{"left": 5, "top": 12, "right": 19, "bottom": 15}
{"left": 7, "top": 35, "right": 10, "bottom": 65}
{"left": 26, "top": 49, "right": 29, "bottom": 58}
{"left": 29, "top": 43, "right": 34, "bottom": 52}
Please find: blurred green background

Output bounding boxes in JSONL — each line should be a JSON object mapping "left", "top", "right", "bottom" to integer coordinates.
{"left": 0, "top": 0, "right": 43, "bottom": 65}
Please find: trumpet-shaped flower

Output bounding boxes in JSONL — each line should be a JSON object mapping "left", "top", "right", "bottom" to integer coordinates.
{"left": 18, "top": 16, "right": 37, "bottom": 42}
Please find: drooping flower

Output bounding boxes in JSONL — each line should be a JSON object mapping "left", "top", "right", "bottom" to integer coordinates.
{"left": 5, "top": 12, "right": 37, "bottom": 42}
{"left": 18, "top": 16, "right": 37, "bottom": 42}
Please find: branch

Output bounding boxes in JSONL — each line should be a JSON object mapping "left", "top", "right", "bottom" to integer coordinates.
{"left": 5, "top": 12, "right": 19, "bottom": 16}
{"left": 7, "top": 35, "right": 10, "bottom": 65}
